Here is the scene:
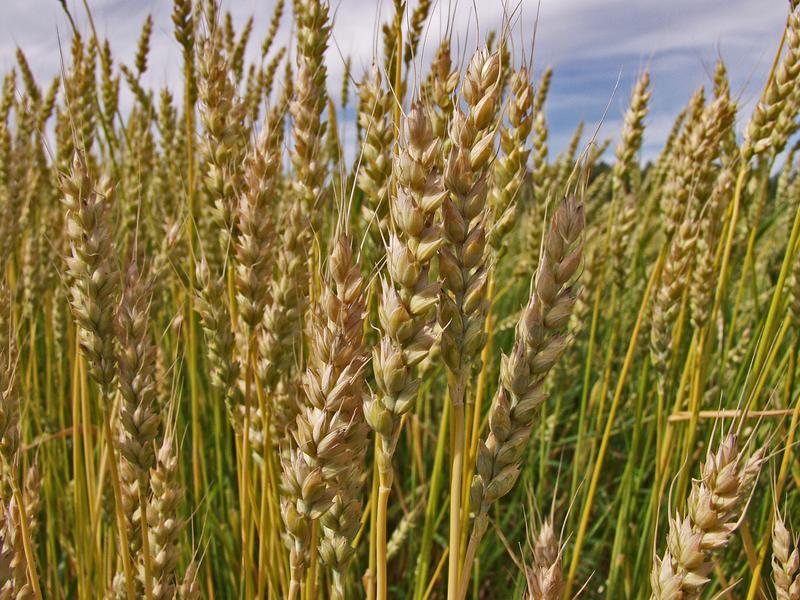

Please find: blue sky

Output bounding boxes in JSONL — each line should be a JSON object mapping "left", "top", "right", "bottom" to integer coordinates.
{"left": 0, "top": 0, "right": 790, "bottom": 162}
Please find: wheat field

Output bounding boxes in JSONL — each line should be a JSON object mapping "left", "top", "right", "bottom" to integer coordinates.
{"left": 0, "top": 0, "right": 799, "bottom": 598}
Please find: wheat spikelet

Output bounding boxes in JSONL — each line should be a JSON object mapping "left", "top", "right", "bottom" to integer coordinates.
{"left": 289, "top": 0, "right": 330, "bottom": 221}
{"left": 690, "top": 167, "right": 733, "bottom": 330}
{"left": 489, "top": 66, "right": 534, "bottom": 253}
{"left": 525, "top": 519, "right": 564, "bottom": 600}
{"left": 257, "top": 197, "right": 307, "bottom": 434}
{"left": 60, "top": 150, "right": 118, "bottom": 397}
{"left": 367, "top": 102, "right": 444, "bottom": 451}
{"left": 0, "top": 285, "right": 19, "bottom": 496}
{"left": 650, "top": 434, "right": 764, "bottom": 599}
{"left": 366, "top": 101, "right": 445, "bottom": 599}
{"left": 311, "top": 237, "right": 369, "bottom": 600}
{"left": 612, "top": 71, "right": 651, "bottom": 199}
{"left": 662, "top": 89, "right": 735, "bottom": 238}
{"left": 609, "top": 71, "right": 651, "bottom": 288}
{"left": 534, "top": 66, "right": 553, "bottom": 113}
{"left": 743, "top": 7, "right": 800, "bottom": 161}
{"left": 772, "top": 512, "right": 800, "bottom": 600}
{"left": 650, "top": 218, "right": 696, "bottom": 396}
{"left": 282, "top": 234, "right": 368, "bottom": 599}
{"left": 147, "top": 430, "right": 186, "bottom": 600}
{"left": 356, "top": 65, "right": 394, "bottom": 260}
{"left": 553, "top": 121, "right": 584, "bottom": 193}
{"left": 115, "top": 262, "right": 160, "bottom": 576}
{"left": 178, "top": 560, "right": 201, "bottom": 600}
{"left": 235, "top": 111, "right": 283, "bottom": 332}
{"left": 422, "top": 40, "right": 458, "bottom": 156}
{"left": 439, "top": 47, "right": 502, "bottom": 379}
{"left": 61, "top": 35, "right": 97, "bottom": 160}
{"left": 469, "top": 196, "right": 584, "bottom": 543}
{"left": 194, "top": 256, "right": 240, "bottom": 416}
{"left": 197, "top": 22, "right": 246, "bottom": 265}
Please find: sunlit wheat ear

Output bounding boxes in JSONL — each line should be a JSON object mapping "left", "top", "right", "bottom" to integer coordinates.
{"left": 525, "top": 519, "right": 564, "bottom": 600}
{"left": 712, "top": 59, "right": 740, "bottom": 164}
{"left": 255, "top": 0, "right": 330, "bottom": 450}
{"left": 470, "top": 196, "right": 584, "bottom": 542}
{"left": 534, "top": 66, "right": 553, "bottom": 113}
{"left": 521, "top": 108, "right": 550, "bottom": 273}
{"left": 366, "top": 100, "right": 446, "bottom": 599}
{"left": 489, "top": 66, "right": 534, "bottom": 254}
{"left": 115, "top": 261, "right": 160, "bottom": 579}
{"left": 0, "top": 71, "right": 15, "bottom": 122}
{"left": 172, "top": 0, "right": 196, "bottom": 106}
{"left": 311, "top": 237, "right": 369, "bottom": 600}
{"left": 235, "top": 112, "right": 283, "bottom": 333}
{"left": 116, "top": 262, "right": 159, "bottom": 484}
{"left": 743, "top": 7, "right": 800, "bottom": 162}
{"left": 2, "top": 470, "right": 40, "bottom": 598}
{"left": 197, "top": 23, "right": 247, "bottom": 266}
{"left": 650, "top": 434, "right": 765, "bottom": 599}
{"left": 0, "top": 284, "right": 19, "bottom": 489}
{"left": 289, "top": 0, "right": 330, "bottom": 222}
{"left": 367, "top": 102, "right": 445, "bottom": 452}
{"left": 60, "top": 150, "right": 118, "bottom": 398}
{"left": 439, "top": 47, "right": 502, "bottom": 378}
{"left": 0, "top": 283, "right": 25, "bottom": 596}
{"left": 256, "top": 199, "right": 307, "bottom": 410}
{"left": 610, "top": 70, "right": 651, "bottom": 288}
{"left": 253, "top": 113, "right": 302, "bottom": 410}
{"left": 690, "top": 166, "right": 733, "bottom": 330}
{"left": 552, "top": 121, "right": 585, "bottom": 196}
{"left": 612, "top": 70, "right": 650, "bottom": 199}
{"left": 421, "top": 40, "right": 459, "bottom": 158}
{"left": 772, "top": 511, "right": 800, "bottom": 600}
{"left": 194, "top": 256, "right": 240, "bottom": 417}
{"left": 661, "top": 88, "right": 735, "bottom": 238}
{"left": 356, "top": 64, "right": 393, "bottom": 263}
{"left": 650, "top": 218, "right": 696, "bottom": 397}
{"left": 146, "top": 427, "right": 186, "bottom": 600}
{"left": 60, "top": 34, "right": 98, "bottom": 161}
{"left": 281, "top": 234, "right": 368, "bottom": 600}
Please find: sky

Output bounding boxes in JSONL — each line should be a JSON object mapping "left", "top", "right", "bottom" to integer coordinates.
{"left": 0, "top": 0, "right": 791, "bottom": 163}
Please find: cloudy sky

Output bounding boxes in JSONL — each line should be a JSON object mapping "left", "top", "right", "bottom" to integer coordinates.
{"left": 0, "top": 0, "right": 791, "bottom": 162}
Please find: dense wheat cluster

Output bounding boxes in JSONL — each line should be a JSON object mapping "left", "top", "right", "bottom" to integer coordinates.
{"left": 0, "top": 0, "right": 799, "bottom": 598}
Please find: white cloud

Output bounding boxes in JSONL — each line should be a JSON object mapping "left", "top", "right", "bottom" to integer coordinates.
{"left": 0, "top": 0, "right": 790, "bottom": 162}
